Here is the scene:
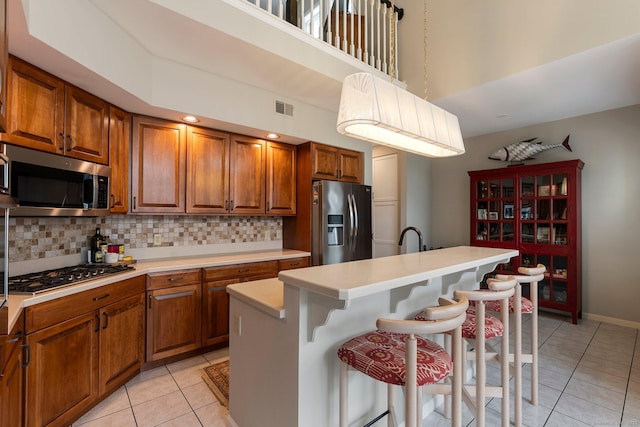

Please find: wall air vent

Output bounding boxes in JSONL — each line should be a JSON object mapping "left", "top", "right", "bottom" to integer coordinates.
{"left": 275, "top": 100, "right": 294, "bottom": 117}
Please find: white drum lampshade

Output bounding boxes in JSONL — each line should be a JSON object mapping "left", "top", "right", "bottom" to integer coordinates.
{"left": 336, "top": 73, "right": 465, "bottom": 158}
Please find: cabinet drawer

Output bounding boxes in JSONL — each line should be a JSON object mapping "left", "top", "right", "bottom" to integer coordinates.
{"left": 203, "top": 261, "right": 278, "bottom": 282}
{"left": 25, "top": 276, "right": 146, "bottom": 333}
{"left": 147, "top": 269, "right": 201, "bottom": 290}
{"left": 278, "top": 257, "right": 310, "bottom": 271}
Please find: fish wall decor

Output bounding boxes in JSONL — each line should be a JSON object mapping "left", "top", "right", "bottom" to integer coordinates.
{"left": 488, "top": 134, "right": 572, "bottom": 163}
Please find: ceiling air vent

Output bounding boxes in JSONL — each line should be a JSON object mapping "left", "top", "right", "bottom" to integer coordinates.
{"left": 275, "top": 100, "right": 294, "bottom": 117}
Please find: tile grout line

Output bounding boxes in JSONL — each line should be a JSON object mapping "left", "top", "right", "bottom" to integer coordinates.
{"left": 620, "top": 328, "right": 639, "bottom": 426}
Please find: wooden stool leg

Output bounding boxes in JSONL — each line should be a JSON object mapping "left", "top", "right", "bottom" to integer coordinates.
{"left": 452, "top": 327, "right": 463, "bottom": 427}
{"left": 531, "top": 279, "right": 539, "bottom": 405}
{"left": 444, "top": 333, "right": 452, "bottom": 419}
{"left": 339, "top": 362, "right": 348, "bottom": 427}
{"left": 501, "top": 295, "right": 511, "bottom": 427}
{"left": 476, "top": 302, "right": 486, "bottom": 427}
{"left": 514, "top": 284, "right": 522, "bottom": 426}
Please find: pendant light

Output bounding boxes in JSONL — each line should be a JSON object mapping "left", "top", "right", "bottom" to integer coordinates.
{"left": 336, "top": 0, "right": 465, "bottom": 158}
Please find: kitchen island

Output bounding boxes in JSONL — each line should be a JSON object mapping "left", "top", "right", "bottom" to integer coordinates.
{"left": 226, "top": 246, "right": 518, "bottom": 427}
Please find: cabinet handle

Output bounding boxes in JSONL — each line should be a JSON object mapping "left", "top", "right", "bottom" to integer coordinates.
{"left": 7, "top": 331, "right": 23, "bottom": 343}
{"left": 133, "top": 196, "right": 137, "bottom": 210}
{"left": 267, "top": 201, "right": 270, "bottom": 211}
{"left": 155, "top": 291, "right": 193, "bottom": 300}
{"left": 102, "top": 312, "right": 109, "bottom": 330}
{"left": 167, "top": 277, "right": 184, "bottom": 282}
{"left": 95, "top": 314, "right": 100, "bottom": 332}
{"left": 22, "top": 344, "right": 30, "bottom": 368}
{"left": 148, "top": 294, "right": 153, "bottom": 309}
{"left": 66, "top": 134, "right": 73, "bottom": 151}
{"left": 59, "top": 133, "right": 65, "bottom": 150}
{"left": 238, "top": 268, "right": 250, "bottom": 273}
{"left": 225, "top": 200, "right": 229, "bottom": 210}
{"left": 289, "top": 262, "right": 300, "bottom": 267}
{"left": 92, "top": 294, "right": 110, "bottom": 301}
{"left": 230, "top": 200, "right": 234, "bottom": 210}
{"left": 110, "top": 194, "right": 116, "bottom": 209}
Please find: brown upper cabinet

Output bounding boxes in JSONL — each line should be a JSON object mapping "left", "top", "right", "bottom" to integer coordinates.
{"left": 0, "top": 0, "right": 8, "bottom": 133}
{"left": 131, "top": 116, "right": 187, "bottom": 214}
{"left": 2, "top": 56, "right": 109, "bottom": 164}
{"left": 266, "top": 141, "right": 296, "bottom": 215}
{"left": 109, "top": 106, "right": 131, "bottom": 213}
{"left": 310, "top": 142, "right": 363, "bottom": 183}
{"left": 132, "top": 116, "right": 295, "bottom": 215}
{"left": 186, "top": 129, "right": 267, "bottom": 215}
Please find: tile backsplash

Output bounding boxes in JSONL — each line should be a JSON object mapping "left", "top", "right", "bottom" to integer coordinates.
{"left": 9, "top": 215, "right": 282, "bottom": 263}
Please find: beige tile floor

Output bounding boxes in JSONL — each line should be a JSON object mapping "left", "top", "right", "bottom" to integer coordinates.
{"left": 72, "top": 312, "right": 639, "bottom": 426}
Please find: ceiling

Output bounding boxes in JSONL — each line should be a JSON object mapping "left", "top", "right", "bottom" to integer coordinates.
{"left": 7, "top": 0, "right": 640, "bottom": 143}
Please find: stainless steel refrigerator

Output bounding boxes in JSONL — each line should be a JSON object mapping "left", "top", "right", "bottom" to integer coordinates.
{"left": 311, "top": 180, "right": 372, "bottom": 265}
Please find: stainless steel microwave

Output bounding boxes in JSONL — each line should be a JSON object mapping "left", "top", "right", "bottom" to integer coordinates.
{"left": 5, "top": 145, "right": 111, "bottom": 216}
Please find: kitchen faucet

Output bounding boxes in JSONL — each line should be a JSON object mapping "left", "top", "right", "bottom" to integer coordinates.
{"left": 398, "top": 226, "right": 426, "bottom": 252}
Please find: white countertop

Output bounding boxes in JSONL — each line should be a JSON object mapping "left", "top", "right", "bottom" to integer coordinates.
{"left": 278, "top": 246, "right": 518, "bottom": 301}
{"left": 5, "top": 249, "right": 309, "bottom": 331}
{"left": 226, "top": 278, "right": 285, "bottom": 319}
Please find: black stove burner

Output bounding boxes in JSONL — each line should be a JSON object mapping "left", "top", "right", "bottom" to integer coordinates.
{"left": 9, "top": 263, "right": 135, "bottom": 295}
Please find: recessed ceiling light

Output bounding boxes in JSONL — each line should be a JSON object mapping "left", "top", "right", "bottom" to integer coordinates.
{"left": 182, "top": 115, "right": 199, "bottom": 123}
{"left": 267, "top": 133, "right": 279, "bottom": 139}
{"left": 496, "top": 114, "right": 508, "bottom": 118}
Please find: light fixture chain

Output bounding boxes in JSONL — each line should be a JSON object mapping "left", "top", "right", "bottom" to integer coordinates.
{"left": 389, "top": 0, "right": 396, "bottom": 80}
{"left": 424, "top": 0, "right": 428, "bottom": 100}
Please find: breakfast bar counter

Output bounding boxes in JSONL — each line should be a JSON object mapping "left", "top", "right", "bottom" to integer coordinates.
{"left": 226, "top": 246, "right": 518, "bottom": 427}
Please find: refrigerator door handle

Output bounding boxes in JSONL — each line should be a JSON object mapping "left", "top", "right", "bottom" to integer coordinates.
{"left": 347, "top": 193, "right": 355, "bottom": 255}
{"left": 352, "top": 193, "right": 359, "bottom": 253}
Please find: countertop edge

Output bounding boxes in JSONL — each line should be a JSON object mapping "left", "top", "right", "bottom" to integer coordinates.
{"left": 227, "top": 278, "right": 285, "bottom": 319}
{"left": 6, "top": 249, "right": 308, "bottom": 330}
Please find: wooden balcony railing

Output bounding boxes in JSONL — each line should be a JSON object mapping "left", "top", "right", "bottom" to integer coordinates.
{"left": 245, "top": 0, "right": 403, "bottom": 78}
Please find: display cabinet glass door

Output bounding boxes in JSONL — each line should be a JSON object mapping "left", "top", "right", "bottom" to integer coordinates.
{"left": 475, "top": 178, "right": 515, "bottom": 243}
{"left": 520, "top": 173, "right": 569, "bottom": 246}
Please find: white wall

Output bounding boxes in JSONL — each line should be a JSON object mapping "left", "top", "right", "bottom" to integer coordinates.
{"left": 429, "top": 105, "right": 640, "bottom": 324}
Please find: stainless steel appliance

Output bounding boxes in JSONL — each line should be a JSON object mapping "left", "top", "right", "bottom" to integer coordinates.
{"left": 8, "top": 263, "right": 135, "bottom": 295}
{"left": 6, "top": 145, "right": 111, "bottom": 216}
{"left": 0, "top": 147, "right": 18, "bottom": 326}
{"left": 311, "top": 180, "right": 372, "bottom": 265}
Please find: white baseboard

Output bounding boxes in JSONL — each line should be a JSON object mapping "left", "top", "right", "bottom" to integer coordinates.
{"left": 582, "top": 312, "right": 640, "bottom": 330}
{"left": 226, "top": 415, "right": 239, "bottom": 427}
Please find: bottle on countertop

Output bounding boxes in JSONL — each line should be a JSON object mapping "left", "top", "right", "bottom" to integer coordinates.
{"left": 90, "top": 227, "right": 105, "bottom": 263}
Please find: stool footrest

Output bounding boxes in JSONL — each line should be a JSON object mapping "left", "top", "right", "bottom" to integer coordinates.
{"left": 363, "top": 410, "right": 390, "bottom": 427}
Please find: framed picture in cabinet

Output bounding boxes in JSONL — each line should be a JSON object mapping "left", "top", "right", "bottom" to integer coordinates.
{"left": 504, "top": 204, "right": 514, "bottom": 219}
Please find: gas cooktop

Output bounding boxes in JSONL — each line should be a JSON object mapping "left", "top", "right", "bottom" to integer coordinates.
{"left": 9, "top": 263, "right": 135, "bottom": 295}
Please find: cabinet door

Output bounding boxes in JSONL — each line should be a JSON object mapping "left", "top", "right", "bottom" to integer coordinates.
{"left": 310, "top": 143, "right": 338, "bottom": 180}
{"left": 266, "top": 141, "right": 296, "bottom": 215}
{"left": 25, "top": 312, "right": 99, "bottom": 427}
{"left": 2, "top": 338, "right": 23, "bottom": 427}
{"left": 131, "top": 116, "right": 186, "bottom": 213}
{"left": 0, "top": 0, "right": 7, "bottom": 132}
{"left": 202, "top": 278, "right": 238, "bottom": 347}
{"left": 229, "top": 134, "right": 266, "bottom": 214}
{"left": 146, "top": 283, "right": 201, "bottom": 361}
{"left": 1, "top": 313, "right": 24, "bottom": 427}
{"left": 99, "top": 293, "right": 145, "bottom": 395}
{"left": 186, "top": 127, "right": 230, "bottom": 214}
{"left": 2, "top": 56, "right": 65, "bottom": 154}
{"left": 64, "top": 85, "right": 109, "bottom": 164}
{"left": 338, "top": 149, "right": 363, "bottom": 183}
{"left": 108, "top": 105, "right": 131, "bottom": 213}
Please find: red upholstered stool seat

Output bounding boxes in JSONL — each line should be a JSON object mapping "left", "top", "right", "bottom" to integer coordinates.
{"left": 471, "top": 296, "right": 534, "bottom": 313}
{"left": 416, "top": 307, "right": 503, "bottom": 339}
{"left": 337, "top": 331, "right": 452, "bottom": 386}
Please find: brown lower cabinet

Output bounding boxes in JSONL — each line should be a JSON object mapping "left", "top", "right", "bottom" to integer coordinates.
{"left": 146, "top": 269, "right": 202, "bottom": 361}
{"left": 23, "top": 276, "right": 145, "bottom": 427}
{"left": 1, "top": 312, "right": 24, "bottom": 427}
{"left": 202, "top": 261, "right": 279, "bottom": 347}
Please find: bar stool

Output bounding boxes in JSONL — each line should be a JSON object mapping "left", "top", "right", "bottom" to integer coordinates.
{"left": 337, "top": 295, "right": 469, "bottom": 427}
{"left": 488, "top": 264, "right": 546, "bottom": 426}
{"left": 454, "top": 276, "right": 517, "bottom": 427}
